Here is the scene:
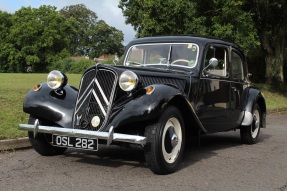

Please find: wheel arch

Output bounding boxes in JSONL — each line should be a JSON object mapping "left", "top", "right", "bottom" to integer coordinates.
{"left": 167, "top": 95, "right": 207, "bottom": 137}
{"left": 241, "top": 87, "right": 266, "bottom": 128}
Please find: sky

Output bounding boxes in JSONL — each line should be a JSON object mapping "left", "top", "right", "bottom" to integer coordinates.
{"left": 0, "top": 0, "right": 136, "bottom": 45}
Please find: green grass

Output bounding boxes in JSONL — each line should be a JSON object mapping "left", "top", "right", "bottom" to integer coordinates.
{"left": 254, "top": 83, "right": 287, "bottom": 110}
{"left": 0, "top": 73, "right": 81, "bottom": 140}
{"left": 0, "top": 73, "right": 286, "bottom": 140}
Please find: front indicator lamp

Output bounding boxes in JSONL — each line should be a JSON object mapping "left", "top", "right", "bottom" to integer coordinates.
{"left": 33, "top": 84, "right": 41, "bottom": 91}
{"left": 119, "top": 71, "right": 138, "bottom": 91}
{"left": 47, "top": 70, "right": 67, "bottom": 90}
{"left": 146, "top": 86, "right": 155, "bottom": 95}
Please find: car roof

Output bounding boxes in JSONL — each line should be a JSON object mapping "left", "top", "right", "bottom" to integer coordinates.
{"left": 126, "top": 36, "right": 239, "bottom": 48}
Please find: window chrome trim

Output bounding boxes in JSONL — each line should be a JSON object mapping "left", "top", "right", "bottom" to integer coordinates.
{"left": 124, "top": 43, "right": 200, "bottom": 69}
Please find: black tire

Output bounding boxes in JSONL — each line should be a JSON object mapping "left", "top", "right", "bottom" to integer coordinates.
{"left": 144, "top": 106, "right": 185, "bottom": 174}
{"left": 28, "top": 116, "right": 67, "bottom": 156}
{"left": 240, "top": 104, "right": 261, "bottom": 144}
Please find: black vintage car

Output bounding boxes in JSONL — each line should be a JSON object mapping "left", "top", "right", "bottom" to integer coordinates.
{"left": 19, "top": 36, "right": 266, "bottom": 174}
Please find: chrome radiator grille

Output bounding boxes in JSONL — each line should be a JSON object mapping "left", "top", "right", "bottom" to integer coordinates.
{"left": 73, "top": 68, "right": 117, "bottom": 131}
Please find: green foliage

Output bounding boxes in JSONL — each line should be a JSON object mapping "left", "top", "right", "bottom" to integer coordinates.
{"left": 119, "top": 0, "right": 258, "bottom": 54}
{"left": 119, "top": 0, "right": 287, "bottom": 83}
{"left": 88, "top": 20, "right": 124, "bottom": 58}
{"left": 244, "top": 0, "right": 287, "bottom": 83}
{"left": 69, "top": 59, "right": 95, "bottom": 73}
{"left": 48, "top": 58, "right": 76, "bottom": 73}
{"left": 0, "top": 4, "right": 124, "bottom": 73}
{"left": 59, "top": 4, "right": 98, "bottom": 56}
{"left": 59, "top": 4, "right": 124, "bottom": 58}
{"left": 49, "top": 58, "right": 95, "bottom": 74}
{"left": 0, "top": 6, "right": 73, "bottom": 73}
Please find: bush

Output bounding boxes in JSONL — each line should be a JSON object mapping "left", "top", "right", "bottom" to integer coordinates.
{"left": 49, "top": 58, "right": 96, "bottom": 74}
{"left": 48, "top": 58, "right": 75, "bottom": 73}
{"left": 69, "top": 59, "right": 95, "bottom": 73}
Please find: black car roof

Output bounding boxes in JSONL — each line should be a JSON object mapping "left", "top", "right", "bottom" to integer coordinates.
{"left": 126, "top": 36, "right": 239, "bottom": 48}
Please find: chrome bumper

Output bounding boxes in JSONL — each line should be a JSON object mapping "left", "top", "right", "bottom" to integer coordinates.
{"left": 18, "top": 119, "right": 146, "bottom": 147}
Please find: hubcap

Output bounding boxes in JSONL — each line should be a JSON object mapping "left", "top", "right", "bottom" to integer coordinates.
{"left": 162, "top": 117, "right": 182, "bottom": 164}
{"left": 251, "top": 109, "right": 260, "bottom": 138}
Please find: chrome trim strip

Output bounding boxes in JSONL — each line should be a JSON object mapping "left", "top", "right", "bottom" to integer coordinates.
{"left": 92, "top": 90, "right": 107, "bottom": 117}
{"left": 95, "top": 79, "right": 109, "bottom": 105}
{"left": 97, "top": 68, "right": 118, "bottom": 131}
{"left": 76, "top": 80, "right": 94, "bottom": 104}
{"left": 19, "top": 124, "right": 146, "bottom": 146}
{"left": 75, "top": 89, "right": 92, "bottom": 114}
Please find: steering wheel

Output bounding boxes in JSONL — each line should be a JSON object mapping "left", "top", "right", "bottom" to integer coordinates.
{"left": 170, "top": 59, "right": 189, "bottom": 65}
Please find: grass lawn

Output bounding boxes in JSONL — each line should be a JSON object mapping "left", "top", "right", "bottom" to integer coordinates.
{"left": 0, "top": 73, "right": 286, "bottom": 140}
{"left": 0, "top": 73, "right": 81, "bottom": 140}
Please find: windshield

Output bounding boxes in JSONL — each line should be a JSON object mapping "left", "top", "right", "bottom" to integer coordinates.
{"left": 124, "top": 43, "right": 199, "bottom": 69}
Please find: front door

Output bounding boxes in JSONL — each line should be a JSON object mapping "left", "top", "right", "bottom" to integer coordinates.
{"left": 195, "top": 44, "right": 231, "bottom": 133}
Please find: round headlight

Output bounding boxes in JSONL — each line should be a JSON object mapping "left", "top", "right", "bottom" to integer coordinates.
{"left": 119, "top": 71, "right": 138, "bottom": 91}
{"left": 47, "top": 70, "right": 67, "bottom": 90}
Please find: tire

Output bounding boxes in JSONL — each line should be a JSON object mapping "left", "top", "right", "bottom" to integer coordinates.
{"left": 28, "top": 116, "right": 67, "bottom": 156}
{"left": 144, "top": 106, "right": 185, "bottom": 174}
{"left": 240, "top": 104, "right": 261, "bottom": 144}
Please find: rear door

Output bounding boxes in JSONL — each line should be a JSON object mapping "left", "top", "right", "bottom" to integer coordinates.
{"left": 229, "top": 49, "right": 247, "bottom": 128}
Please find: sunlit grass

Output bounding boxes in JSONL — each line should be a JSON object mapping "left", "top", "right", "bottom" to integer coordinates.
{"left": 0, "top": 73, "right": 81, "bottom": 139}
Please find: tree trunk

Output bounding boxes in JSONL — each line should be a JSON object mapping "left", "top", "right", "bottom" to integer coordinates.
{"left": 260, "top": 28, "right": 285, "bottom": 84}
{"left": 265, "top": 53, "right": 284, "bottom": 84}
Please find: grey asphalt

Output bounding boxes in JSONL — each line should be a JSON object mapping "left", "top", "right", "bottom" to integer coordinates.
{"left": 0, "top": 113, "right": 286, "bottom": 191}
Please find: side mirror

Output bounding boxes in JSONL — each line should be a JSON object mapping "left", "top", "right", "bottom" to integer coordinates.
{"left": 209, "top": 58, "right": 218, "bottom": 67}
{"left": 202, "top": 58, "right": 218, "bottom": 76}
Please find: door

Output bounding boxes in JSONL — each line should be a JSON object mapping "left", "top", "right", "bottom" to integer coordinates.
{"left": 195, "top": 44, "right": 231, "bottom": 133}
{"left": 230, "top": 50, "right": 247, "bottom": 128}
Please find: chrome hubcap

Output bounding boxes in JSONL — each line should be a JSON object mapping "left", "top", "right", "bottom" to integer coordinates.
{"left": 251, "top": 109, "right": 260, "bottom": 138}
{"left": 162, "top": 117, "right": 182, "bottom": 164}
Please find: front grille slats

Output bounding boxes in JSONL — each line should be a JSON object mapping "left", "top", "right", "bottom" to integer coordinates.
{"left": 141, "top": 76, "right": 186, "bottom": 91}
{"left": 73, "top": 68, "right": 117, "bottom": 131}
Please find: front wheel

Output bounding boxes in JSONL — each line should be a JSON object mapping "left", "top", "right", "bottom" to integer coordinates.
{"left": 28, "top": 116, "right": 67, "bottom": 156}
{"left": 240, "top": 104, "right": 261, "bottom": 144}
{"left": 144, "top": 106, "right": 185, "bottom": 174}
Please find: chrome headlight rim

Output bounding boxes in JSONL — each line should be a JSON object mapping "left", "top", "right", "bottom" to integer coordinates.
{"left": 47, "top": 70, "right": 67, "bottom": 90}
{"left": 119, "top": 70, "right": 139, "bottom": 92}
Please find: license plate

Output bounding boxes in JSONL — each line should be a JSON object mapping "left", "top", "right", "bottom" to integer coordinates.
{"left": 52, "top": 135, "right": 98, "bottom": 151}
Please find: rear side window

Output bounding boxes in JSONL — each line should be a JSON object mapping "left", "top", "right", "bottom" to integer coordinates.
{"left": 231, "top": 51, "right": 244, "bottom": 80}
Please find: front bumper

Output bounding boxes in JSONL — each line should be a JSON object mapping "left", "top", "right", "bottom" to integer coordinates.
{"left": 19, "top": 119, "right": 146, "bottom": 147}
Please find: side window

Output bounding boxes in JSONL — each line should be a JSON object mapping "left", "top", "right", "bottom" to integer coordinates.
{"left": 231, "top": 51, "right": 244, "bottom": 80}
{"left": 204, "top": 46, "right": 228, "bottom": 77}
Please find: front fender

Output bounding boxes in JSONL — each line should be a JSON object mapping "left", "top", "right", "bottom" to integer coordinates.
{"left": 106, "top": 84, "right": 182, "bottom": 131}
{"left": 23, "top": 83, "right": 78, "bottom": 128}
{"left": 241, "top": 87, "right": 266, "bottom": 127}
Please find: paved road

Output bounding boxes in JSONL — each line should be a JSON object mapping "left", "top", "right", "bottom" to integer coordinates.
{"left": 1, "top": 114, "right": 286, "bottom": 191}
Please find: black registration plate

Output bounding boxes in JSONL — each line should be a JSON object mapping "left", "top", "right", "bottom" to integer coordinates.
{"left": 52, "top": 135, "right": 98, "bottom": 151}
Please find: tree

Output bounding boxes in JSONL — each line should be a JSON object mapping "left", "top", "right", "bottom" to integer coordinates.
{"left": 60, "top": 4, "right": 124, "bottom": 58}
{"left": 6, "top": 5, "right": 73, "bottom": 72}
{"left": 0, "top": 11, "right": 13, "bottom": 72}
{"left": 119, "top": 0, "right": 257, "bottom": 52}
{"left": 245, "top": 0, "right": 286, "bottom": 84}
{"left": 119, "top": 0, "right": 287, "bottom": 83}
{"left": 59, "top": 4, "right": 98, "bottom": 56}
{"left": 88, "top": 20, "right": 124, "bottom": 58}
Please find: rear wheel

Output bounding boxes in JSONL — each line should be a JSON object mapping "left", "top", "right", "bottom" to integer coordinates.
{"left": 240, "top": 104, "right": 261, "bottom": 144}
{"left": 28, "top": 116, "right": 66, "bottom": 156}
{"left": 144, "top": 106, "right": 185, "bottom": 174}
